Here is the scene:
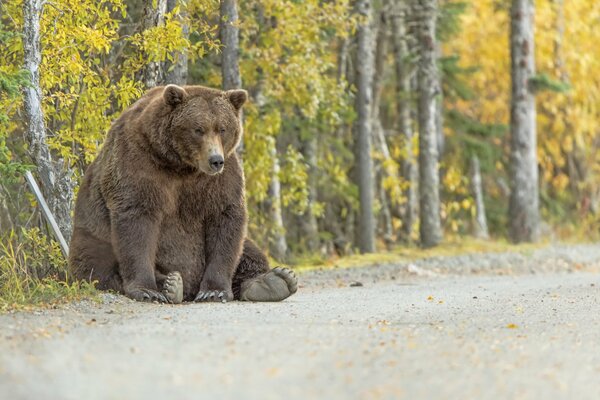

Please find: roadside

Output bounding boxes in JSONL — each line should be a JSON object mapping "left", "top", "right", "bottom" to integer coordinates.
{"left": 1, "top": 243, "right": 599, "bottom": 400}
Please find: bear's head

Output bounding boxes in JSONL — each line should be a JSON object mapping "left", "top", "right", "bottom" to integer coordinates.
{"left": 160, "top": 84, "right": 247, "bottom": 175}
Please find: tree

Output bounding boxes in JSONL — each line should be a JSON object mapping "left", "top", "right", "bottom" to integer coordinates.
{"left": 390, "top": 0, "right": 417, "bottom": 242}
{"left": 508, "top": 0, "right": 540, "bottom": 243}
{"left": 140, "top": 0, "right": 167, "bottom": 88}
{"left": 470, "top": 155, "right": 489, "bottom": 239}
{"left": 267, "top": 139, "right": 288, "bottom": 261}
{"left": 371, "top": 3, "right": 396, "bottom": 248}
{"left": 297, "top": 129, "right": 320, "bottom": 253}
{"left": 354, "top": 0, "right": 376, "bottom": 253}
{"left": 220, "top": 0, "right": 242, "bottom": 91}
{"left": 165, "top": 0, "right": 188, "bottom": 86}
{"left": 415, "top": 0, "right": 443, "bottom": 247}
{"left": 220, "top": 0, "right": 244, "bottom": 158}
{"left": 22, "top": 0, "right": 74, "bottom": 240}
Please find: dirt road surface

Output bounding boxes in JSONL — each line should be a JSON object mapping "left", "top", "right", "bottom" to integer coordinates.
{"left": 1, "top": 244, "right": 600, "bottom": 400}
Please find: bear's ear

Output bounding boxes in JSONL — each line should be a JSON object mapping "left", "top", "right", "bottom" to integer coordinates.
{"left": 226, "top": 89, "right": 248, "bottom": 111}
{"left": 163, "top": 84, "right": 187, "bottom": 107}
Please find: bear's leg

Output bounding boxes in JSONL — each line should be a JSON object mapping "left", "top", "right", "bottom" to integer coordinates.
{"left": 155, "top": 271, "right": 184, "bottom": 304}
{"left": 234, "top": 239, "right": 298, "bottom": 302}
{"left": 69, "top": 227, "right": 122, "bottom": 292}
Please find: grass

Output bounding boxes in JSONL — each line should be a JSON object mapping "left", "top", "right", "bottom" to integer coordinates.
{"left": 289, "top": 236, "right": 547, "bottom": 273}
{"left": 0, "top": 226, "right": 586, "bottom": 311}
{"left": 0, "top": 228, "right": 98, "bottom": 312}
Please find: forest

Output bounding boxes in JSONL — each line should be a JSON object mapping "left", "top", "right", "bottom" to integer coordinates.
{"left": 0, "top": 0, "right": 599, "bottom": 304}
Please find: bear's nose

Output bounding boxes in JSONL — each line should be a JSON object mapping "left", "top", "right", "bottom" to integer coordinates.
{"left": 209, "top": 155, "right": 224, "bottom": 172}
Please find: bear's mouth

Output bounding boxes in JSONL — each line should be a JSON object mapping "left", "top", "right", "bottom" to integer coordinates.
{"left": 196, "top": 162, "right": 224, "bottom": 176}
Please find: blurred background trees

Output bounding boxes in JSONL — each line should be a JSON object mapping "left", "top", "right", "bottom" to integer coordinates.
{"left": 1, "top": 0, "right": 599, "bottom": 270}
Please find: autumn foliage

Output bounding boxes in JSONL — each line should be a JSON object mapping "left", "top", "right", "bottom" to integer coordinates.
{"left": 0, "top": 0, "right": 599, "bottom": 282}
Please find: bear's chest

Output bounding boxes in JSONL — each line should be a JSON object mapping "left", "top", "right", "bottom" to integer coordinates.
{"left": 154, "top": 177, "right": 225, "bottom": 278}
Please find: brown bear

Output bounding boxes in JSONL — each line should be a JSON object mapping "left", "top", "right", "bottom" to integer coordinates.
{"left": 68, "top": 84, "right": 297, "bottom": 304}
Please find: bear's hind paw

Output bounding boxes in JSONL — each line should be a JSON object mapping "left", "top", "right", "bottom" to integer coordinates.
{"left": 239, "top": 267, "right": 298, "bottom": 302}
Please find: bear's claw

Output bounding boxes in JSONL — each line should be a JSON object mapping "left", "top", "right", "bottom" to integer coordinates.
{"left": 161, "top": 271, "right": 184, "bottom": 304}
{"left": 127, "top": 288, "right": 169, "bottom": 303}
{"left": 194, "top": 290, "right": 229, "bottom": 303}
{"left": 239, "top": 267, "right": 298, "bottom": 302}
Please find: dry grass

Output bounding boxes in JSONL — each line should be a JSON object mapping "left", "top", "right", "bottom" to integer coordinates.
{"left": 289, "top": 237, "right": 547, "bottom": 273}
{"left": 0, "top": 228, "right": 97, "bottom": 311}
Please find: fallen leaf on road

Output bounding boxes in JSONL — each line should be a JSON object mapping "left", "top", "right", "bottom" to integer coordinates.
{"left": 506, "top": 323, "right": 519, "bottom": 329}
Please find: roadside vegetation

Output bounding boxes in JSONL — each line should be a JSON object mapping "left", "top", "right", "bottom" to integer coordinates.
{"left": 1, "top": 0, "right": 599, "bottom": 309}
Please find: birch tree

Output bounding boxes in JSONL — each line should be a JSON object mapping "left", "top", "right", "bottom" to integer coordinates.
{"left": 354, "top": 0, "right": 376, "bottom": 253}
{"left": 220, "top": 0, "right": 246, "bottom": 161}
{"left": 140, "top": 0, "right": 167, "bottom": 88}
{"left": 166, "top": 0, "right": 188, "bottom": 85}
{"left": 22, "top": 0, "right": 74, "bottom": 240}
{"left": 415, "top": 0, "right": 443, "bottom": 247}
{"left": 267, "top": 139, "right": 288, "bottom": 261}
{"left": 470, "top": 156, "right": 489, "bottom": 239}
{"left": 371, "top": 4, "right": 394, "bottom": 246}
{"left": 391, "top": 0, "right": 417, "bottom": 241}
{"left": 220, "top": 0, "right": 242, "bottom": 91}
{"left": 298, "top": 133, "right": 320, "bottom": 252}
{"left": 508, "top": 0, "right": 540, "bottom": 242}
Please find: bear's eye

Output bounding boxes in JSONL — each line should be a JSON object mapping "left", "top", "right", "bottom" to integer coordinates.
{"left": 194, "top": 128, "right": 204, "bottom": 135}
{"left": 219, "top": 127, "right": 226, "bottom": 134}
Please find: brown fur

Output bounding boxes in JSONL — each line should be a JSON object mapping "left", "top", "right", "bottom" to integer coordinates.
{"left": 68, "top": 85, "right": 270, "bottom": 301}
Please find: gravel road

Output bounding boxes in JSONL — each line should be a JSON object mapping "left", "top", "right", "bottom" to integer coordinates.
{"left": 1, "top": 244, "right": 600, "bottom": 400}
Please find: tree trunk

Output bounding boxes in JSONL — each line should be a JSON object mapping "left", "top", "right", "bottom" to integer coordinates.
{"left": 391, "top": 0, "right": 417, "bottom": 242}
{"left": 22, "top": 0, "right": 74, "bottom": 241}
{"left": 267, "top": 141, "right": 288, "bottom": 261}
{"left": 165, "top": 0, "right": 188, "bottom": 85}
{"left": 354, "top": 0, "right": 376, "bottom": 253}
{"left": 508, "top": 0, "right": 540, "bottom": 243}
{"left": 371, "top": 4, "right": 394, "bottom": 247}
{"left": 435, "top": 42, "right": 445, "bottom": 157}
{"left": 298, "top": 134, "right": 319, "bottom": 252}
{"left": 220, "top": 0, "right": 244, "bottom": 158}
{"left": 140, "top": 0, "right": 167, "bottom": 88}
{"left": 220, "top": 0, "right": 242, "bottom": 91}
{"left": 470, "top": 156, "right": 489, "bottom": 239}
{"left": 0, "top": 189, "right": 13, "bottom": 233}
{"left": 415, "top": 0, "right": 443, "bottom": 248}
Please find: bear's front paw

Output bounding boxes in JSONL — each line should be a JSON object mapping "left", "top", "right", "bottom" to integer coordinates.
{"left": 194, "top": 289, "right": 233, "bottom": 303}
{"left": 126, "top": 287, "right": 169, "bottom": 303}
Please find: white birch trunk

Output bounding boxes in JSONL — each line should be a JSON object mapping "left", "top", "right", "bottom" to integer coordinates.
{"left": 267, "top": 142, "right": 288, "bottom": 261}
{"left": 354, "top": 0, "right": 376, "bottom": 253}
{"left": 415, "top": 0, "right": 443, "bottom": 247}
{"left": 508, "top": 0, "right": 540, "bottom": 242}
{"left": 220, "top": 0, "right": 242, "bottom": 91}
{"left": 391, "top": 0, "right": 418, "bottom": 241}
{"left": 22, "top": 0, "right": 74, "bottom": 241}
{"left": 166, "top": 0, "right": 188, "bottom": 86}
{"left": 220, "top": 0, "right": 245, "bottom": 157}
{"left": 470, "top": 156, "right": 489, "bottom": 240}
{"left": 141, "top": 0, "right": 167, "bottom": 88}
{"left": 371, "top": 5, "right": 394, "bottom": 246}
{"left": 298, "top": 135, "right": 319, "bottom": 252}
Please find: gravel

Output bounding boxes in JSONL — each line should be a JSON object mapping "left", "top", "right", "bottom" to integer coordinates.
{"left": 300, "top": 243, "right": 600, "bottom": 288}
{"left": 1, "top": 243, "right": 599, "bottom": 400}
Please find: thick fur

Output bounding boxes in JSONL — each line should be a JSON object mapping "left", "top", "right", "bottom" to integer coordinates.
{"left": 68, "top": 85, "right": 281, "bottom": 302}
